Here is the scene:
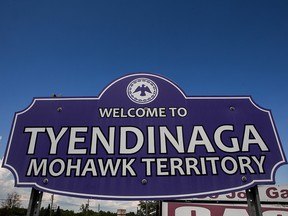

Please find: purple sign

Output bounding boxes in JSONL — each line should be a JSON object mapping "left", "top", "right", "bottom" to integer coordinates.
{"left": 2, "top": 73, "right": 287, "bottom": 200}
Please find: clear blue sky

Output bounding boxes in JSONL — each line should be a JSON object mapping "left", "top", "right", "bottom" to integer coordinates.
{"left": 0, "top": 0, "right": 288, "bottom": 212}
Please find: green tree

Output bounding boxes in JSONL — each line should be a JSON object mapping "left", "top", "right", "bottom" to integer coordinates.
{"left": 79, "top": 203, "right": 89, "bottom": 213}
{"left": 39, "top": 204, "right": 51, "bottom": 216}
{"left": 1, "top": 192, "right": 22, "bottom": 209}
{"left": 138, "top": 201, "right": 158, "bottom": 216}
{"left": 97, "top": 210, "right": 116, "bottom": 216}
{"left": 61, "top": 209, "right": 75, "bottom": 216}
{"left": 56, "top": 206, "right": 61, "bottom": 216}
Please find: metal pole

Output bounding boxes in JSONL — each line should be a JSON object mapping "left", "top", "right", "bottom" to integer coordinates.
{"left": 50, "top": 194, "right": 54, "bottom": 216}
{"left": 246, "top": 185, "right": 263, "bottom": 216}
{"left": 158, "top": 201, "right": 162, "bottom": 216}
{"left": 86, "top": 199, "right": 89, "bottom": 216}
{"left": 26, "top": 188, "right": 43, "bottom": 216}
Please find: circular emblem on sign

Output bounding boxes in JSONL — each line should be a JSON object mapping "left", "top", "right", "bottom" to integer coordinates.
{"left": 127, "top": 78, "right": 158, "bottom": 104}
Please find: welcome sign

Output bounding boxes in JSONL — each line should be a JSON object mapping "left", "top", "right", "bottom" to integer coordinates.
{"left": 2, "top": 73, "right": 287, "bottom": 200}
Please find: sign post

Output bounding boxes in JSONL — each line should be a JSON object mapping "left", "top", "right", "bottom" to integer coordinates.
{"left": 2, "top": 73, "right": 287, "bottom": 201}
{"left": 246, "top": 186, "right": 263, "bottom": 216}
{"left": 26, "top": 188, "right": 43, "bottom": 216}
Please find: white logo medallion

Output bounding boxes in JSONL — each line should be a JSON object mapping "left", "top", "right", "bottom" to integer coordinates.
{"left": 127, "top": 78, "right": 158, "bottom": 104}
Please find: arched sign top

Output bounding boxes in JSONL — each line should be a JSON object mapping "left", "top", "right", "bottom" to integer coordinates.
{"left": 2, "top": 73, "right": 287, "bottom": 200}
{"left": 98, "top": 73, "right": 187, "bottom": 106}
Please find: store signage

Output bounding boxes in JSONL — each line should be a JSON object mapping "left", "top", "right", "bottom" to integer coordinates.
{"left": 189, "top": 185, "right": 288, "bottom": 202}
{"left": 162, "top": 202, "right": 288, "bottom": 216}
{"left": 2, "top": 73, "right": 287, "bottom": 199}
